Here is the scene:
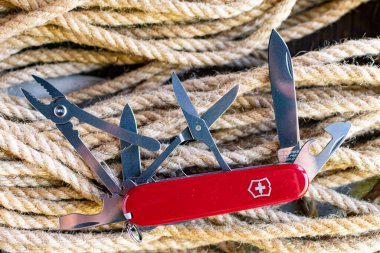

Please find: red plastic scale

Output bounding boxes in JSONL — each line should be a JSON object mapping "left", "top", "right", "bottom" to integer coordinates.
{"left": 123, "top": 163, "right": 309, "bottom": 227}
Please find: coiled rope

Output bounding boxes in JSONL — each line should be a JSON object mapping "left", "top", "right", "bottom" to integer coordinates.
{"left": 0, "top": 0, "right": 379, "bottom": 252}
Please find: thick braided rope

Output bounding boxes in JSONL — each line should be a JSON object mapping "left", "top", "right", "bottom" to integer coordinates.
{"left": 84, "top": 0, "right": 263, "bottom": 19}
{"left": 18, "top": 0, "right": 291, "bottom": 66}
{"left": 0, "top": 0, "right": 368, "bottom": 70}
{"left": 279, "top": 0, "right": 369, "bottom": 41}
{"left": 2, "top": 213, "right": 380, "bottom": 252}
{"left": 114, "top": 1, "right": 275, "bottom": 39}
{"left": 0, "top": 129, "right": 101, "bottom": 202}
{"left": 23, "top": 0, "right": 363, "bottom": 63}
{"left": 0, "top": 176, "right": 61, "bottom": 187}
{"left": 0, "top": 0, "right": 378, "bottom": 252}
{"left": 0, "top": 62, "right": 103, "bottom": 88}
{"left": 0, "top": 0, "right": 83, "bottom": 43}
{"left": 0, "top": 48, "right": 145, "bottom": 71}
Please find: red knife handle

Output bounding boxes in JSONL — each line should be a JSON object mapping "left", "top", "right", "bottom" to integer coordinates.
{"left": 123, "top": 163, "right": 309, "bottom": 227}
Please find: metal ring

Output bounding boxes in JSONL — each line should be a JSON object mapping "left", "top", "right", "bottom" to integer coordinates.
{"left": 126, "top": 223, "right": 142, "bottom": 242}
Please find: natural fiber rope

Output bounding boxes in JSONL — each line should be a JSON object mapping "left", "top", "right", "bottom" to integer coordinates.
{"left": 0, "top": 0, "right": 379, "bottom": 252}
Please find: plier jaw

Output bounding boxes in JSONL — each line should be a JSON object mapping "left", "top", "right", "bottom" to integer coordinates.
{"left": 20, "top": 88, "right": 55, "bottom": 121}
{"left": 20, "top": 75, "right": 73, "bottom": 125}
{"left": 22, "top": 75, "right": 161, "bottom": 152}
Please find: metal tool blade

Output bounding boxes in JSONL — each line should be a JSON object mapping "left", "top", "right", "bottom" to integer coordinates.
{"left": 172, "top": 73, "right": 231, "bottom": 171}
{"left": 26, "top": 76, "right": 160, "bottom": 152}
{"left": 57, "top": 122, "right": 121, "bottom": 194}
{"left": 202, "top": 85, "right": 239, "bottom": 128}
{"left": 294, "top": 122, "right": 351, "bottom": 180}
{"left": 136, "top": 83, "right": 239, "bottom": 183}
{"left": 120, "top": 105, "right": 141, "bottom": 181}
{"left": 172, "top": 73, "right": 239, "bottom": 128}
{"left": 183, "top": 109, "right": 231, "bottom": 171}
{"left": 60, "top": 194, "right": 125, "bottom": 230}
{"left": 11, "top": 75, "right": 105, "bottom": 98}
{"left": 172, "top": 73, "right": 200, "bottom": 117}
{"left": 136, "top": 128, "right": 192, "bottom": 184}
{"left": 32, "top": 75, "right": 65, "bottom": 99}
{"left": 20, "top": 88, "right": 51, "bottom": 117}
{"left": 71, "top": 106, "right": 160, "bottom": 151}
{"left": 269, "top": 29, "right": 300, "bottom": 162}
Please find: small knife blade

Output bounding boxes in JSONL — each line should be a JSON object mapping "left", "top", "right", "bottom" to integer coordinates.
{"left": 269, "top": 29, "right": 300, "bottom": 162}
{"left": 120, "top": 105, "right": 141, "bottom": 181}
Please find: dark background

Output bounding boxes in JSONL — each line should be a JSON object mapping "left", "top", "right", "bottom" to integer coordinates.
{"left": 288, "top": 0, "right": 380, "bottom": 55}
{"left": 175, "top": 0, "right": 380, "bottom": 82}
{"left": 89, "top": 0, "right": 380, "bottom": 82}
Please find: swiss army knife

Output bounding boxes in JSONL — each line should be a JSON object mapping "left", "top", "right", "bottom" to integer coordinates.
{"left": 21, "top": 30, "right": 351, "bottom": 241}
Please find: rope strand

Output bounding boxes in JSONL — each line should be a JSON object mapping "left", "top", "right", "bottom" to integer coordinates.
{"left": 0, "top": 0, "right": 377, "bottom": 252}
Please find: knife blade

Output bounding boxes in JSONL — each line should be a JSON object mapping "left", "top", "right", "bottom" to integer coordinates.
{"left": 120, "top": 105, "right": 141, "bottom": 181}
{"left": 269, "top": 29, "right": 300, "bottom": 162}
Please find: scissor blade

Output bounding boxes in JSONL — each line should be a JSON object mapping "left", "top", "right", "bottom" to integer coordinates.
{"left": 201, "top": 85, "right": 239, "bottom": 127}
{"left": 172, "top": 73, "right": 200, "bottom": 118}
{"left": 32, "top": 75, "right": 65, "bottom": 99}
{"left": 269, "top": 29, "right": 299, "bottom": 162}
{"left": 173, "top": 73, "right": 234, "bottom": 172}
{"left": 120, "top": 105, "right": 141, "bottom": 181}
{"left": 21, "top": 88, "right": 50, "bottom": 117}
{"left": 136, "top": 82, "right": 239, "bottom": 183}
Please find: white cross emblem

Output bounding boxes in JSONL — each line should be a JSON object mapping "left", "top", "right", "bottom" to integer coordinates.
{"left": 248, "top": 178, "right": 271, "bottom": 198}
{"left": 255, "top": 182, "right": 266, "bottom": 194}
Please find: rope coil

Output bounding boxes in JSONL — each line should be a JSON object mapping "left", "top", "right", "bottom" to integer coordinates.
{"left": 0, "top": 0, "right": 378, "bottom": 252}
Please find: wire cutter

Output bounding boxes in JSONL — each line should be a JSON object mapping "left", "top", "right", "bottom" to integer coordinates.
{"left": 21, "top": 76, "right": 160, "bottom": 194}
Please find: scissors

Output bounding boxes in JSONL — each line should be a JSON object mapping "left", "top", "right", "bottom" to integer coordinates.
{"left": 135, "top": 73, "right": 238, "bottom": 184}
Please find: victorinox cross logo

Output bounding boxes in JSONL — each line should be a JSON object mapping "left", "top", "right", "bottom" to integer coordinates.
{"left": 248, "top": 178, "right": 271, "bottom": 198}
